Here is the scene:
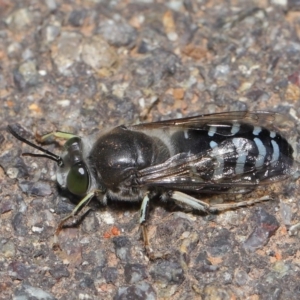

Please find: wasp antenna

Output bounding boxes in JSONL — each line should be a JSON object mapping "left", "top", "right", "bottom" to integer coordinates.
{"left": 22, "top": 152, "right": 63, "bottom": 165}
{"left": 7, "top": 125, "right": 63, "bottom": 166}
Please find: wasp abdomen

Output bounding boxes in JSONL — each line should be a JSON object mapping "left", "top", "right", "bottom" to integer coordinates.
{"left": 171, "top": 123, "right": 294, "bottom": 181}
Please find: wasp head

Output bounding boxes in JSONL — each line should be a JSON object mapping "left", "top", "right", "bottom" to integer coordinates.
{"left": 7, "top": 125, "right": 91, "bottom": 197}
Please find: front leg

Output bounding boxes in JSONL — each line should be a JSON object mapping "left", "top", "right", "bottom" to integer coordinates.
{"left": 55, "top": 191, "right": 96, "bottom": 234}
{"left": 53, "top": 191, "right": 97, "bottom": 248}
{"left": 36, "top": 130, "right": 78, "bottom": 143}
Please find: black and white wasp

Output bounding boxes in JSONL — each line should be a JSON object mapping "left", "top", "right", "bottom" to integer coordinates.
{"left": 7, "top": 111, "right": 299, "bottom": 255}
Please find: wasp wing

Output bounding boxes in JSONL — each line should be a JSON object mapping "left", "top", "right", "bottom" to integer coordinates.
{"left": 137, "top": 147, "right": 297, "bottom": 194}
{"left": 132, "top": 111, "right": 295, "bottom": 135}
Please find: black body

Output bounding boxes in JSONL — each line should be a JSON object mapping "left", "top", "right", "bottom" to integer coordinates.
{"left": 87, "top": 112, "right": 295, "bottom": 202}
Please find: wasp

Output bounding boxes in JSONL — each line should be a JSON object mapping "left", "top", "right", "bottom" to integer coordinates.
{"left": 7, "top": 111, "right": 298, "bottom": 257}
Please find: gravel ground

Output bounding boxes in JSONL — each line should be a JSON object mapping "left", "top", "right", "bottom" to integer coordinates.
{"left": 1, "top": 0, "right": 300, "bottom": 299}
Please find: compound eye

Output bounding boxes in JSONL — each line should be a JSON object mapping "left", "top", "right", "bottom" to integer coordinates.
{"left": 66, "top": 163, "right": 89, "bottom": 196}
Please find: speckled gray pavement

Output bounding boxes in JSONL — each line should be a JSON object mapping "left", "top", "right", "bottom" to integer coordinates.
{"left": 1, "top": 1, "right": 300, "bottom": 299}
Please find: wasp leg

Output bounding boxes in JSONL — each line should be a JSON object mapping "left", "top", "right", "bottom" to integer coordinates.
{"left": 139, "top": 194, "right": 171, "bottom": 260}
{"left": 53, "top": 191, "right": 96, "bottom": 246}
{"left": 171, "top": 191, "right": 210, "bottom": 212}
{"left": 171, "top": 191, "right": 271, "bottom": 213}
{"left": 36, "top": 131, "right": 78, "bottom": 143}
{"left": 208, "top": 195, "right": 271, "bottom": 212}
{"left": 139, "top": 193, "right": 153, "bottom": 258}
